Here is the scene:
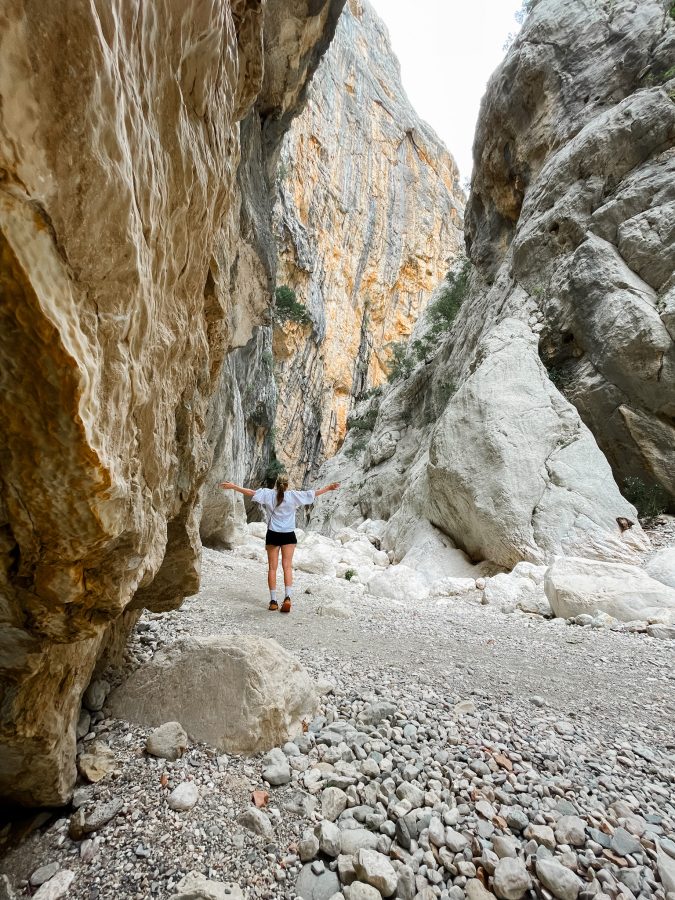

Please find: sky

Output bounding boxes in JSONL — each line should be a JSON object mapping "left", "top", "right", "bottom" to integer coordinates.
{"left": 368, "top": 0, "right": 524, "bottom": 181}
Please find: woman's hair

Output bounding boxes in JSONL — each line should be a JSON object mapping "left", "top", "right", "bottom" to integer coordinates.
{"left": 275, "top": 474, "right": 289, "bottom": 506}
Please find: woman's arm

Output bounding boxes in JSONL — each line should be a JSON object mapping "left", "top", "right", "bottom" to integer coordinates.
{"left": 219, "top": 482, "right": 257, "bottom": 498}
{"left": 315, "top": 482, "right": 340, "bottom": 497}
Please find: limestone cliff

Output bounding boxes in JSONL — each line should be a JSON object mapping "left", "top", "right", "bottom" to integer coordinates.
{"left": 0, "top": 0, "right": 345, "bottom": 806}
{"left": 315, "top": 0, "right": 674, "bottom": 570}
{"left": 270, "top": 0, "right": 465, "bottom": 484}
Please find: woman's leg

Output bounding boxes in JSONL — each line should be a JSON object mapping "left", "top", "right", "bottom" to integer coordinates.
{"left": 281, "top": 544, "right": 295, "bottom": 598}
{"left": 266, "top": 545, "right": 280, "bottom": 609}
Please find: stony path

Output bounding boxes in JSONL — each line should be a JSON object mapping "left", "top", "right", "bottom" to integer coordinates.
{"left": 1, "top": 542, "right": 674, "bottom": 900}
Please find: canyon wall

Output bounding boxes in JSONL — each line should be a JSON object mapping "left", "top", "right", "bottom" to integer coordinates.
{"left": 315, "top": 0, "right": 674, "bottom": 568}
{"left": 0, "top": 0, "right": 345, "bottom": 807}
{"left": 270, "top": 0, "right": 465, "bottom": 485}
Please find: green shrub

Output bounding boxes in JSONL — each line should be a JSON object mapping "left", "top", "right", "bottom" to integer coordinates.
{"left": 355, "top": 385, "right": 383, "bottom": 402}
{"left": 264, "top": 454, "right": 286, "bottom": 485}
{"left": 622, "top": 476, "right": 669, "bottom": 519}
{"left": 275, "top": 285, "right": 311, "bottom": 325}
{"left": 345, "top": 437, "right": 368, "bottom": 458}
{"left": 670, "top": 2, "right": 675, "bottom": 20}
{"left": 347, "top": 408, "right": 378, "bottom": 432}
{"left": 427, "top": 258, "right": 471, "bottom": 333}
{"left": 344, "top": 569, "right": 356, "bottom": 581}
{"left": 436, "top": 379, "right": 457, "bottom": 409}
{"left": 386, "top": 341, "right": 414, "bottom": 383}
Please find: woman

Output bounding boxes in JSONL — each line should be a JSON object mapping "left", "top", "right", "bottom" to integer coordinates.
{"left": 219, "top": 476, "right": 340, "bottom": 613}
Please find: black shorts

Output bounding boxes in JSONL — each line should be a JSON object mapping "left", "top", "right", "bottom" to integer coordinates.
{"left": 265, "top": 529, "right": 297, "bottom": 547}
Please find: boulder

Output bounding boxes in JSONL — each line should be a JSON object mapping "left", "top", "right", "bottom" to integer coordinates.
{"left": 146, "top": 722, "right": 188, "bottom": 761}
{"left": 366, "top": 566, "right": 429, "bottom": 603}
{"left": 645, "top": 548, "right": 675, "bottom": 590}
{"left": 172, "top": 873, "right": 244, "bottom": 900}
{"left": 483, "top": 563, "right": 551, "bottom": 616}
{"left": 428, "top": 320, "right": 649, "bottom": 570}
{"left": 109, "top": 636, "right": 318, "bottom": 754}
{"left": 545, "top": 557, "right": 675, "bottom": 624}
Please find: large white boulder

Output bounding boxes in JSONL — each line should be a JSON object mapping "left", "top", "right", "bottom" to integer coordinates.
{"left": 483, "top": 563, "right": 551, "bottom": 616}
{"left": 400, "top": 520, "right": 484, "bottom": 583}
{"left": 367, "top": 565, "right": 429, "bottom": 602}
{"left": 427, "top": 319, "right": 649, "bottom": 569}
{"left": 544, "top": 557, "right": 675, "bottom": 624}
{"left": 109, "top": 636, "right": 318, "bottom": 754}
{"left": 645, "top": 548, "right": 675, "bottom": 590}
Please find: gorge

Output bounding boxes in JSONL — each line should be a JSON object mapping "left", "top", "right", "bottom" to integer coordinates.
{"left": 0, "top": 1, "right": 674, "bottom": 898}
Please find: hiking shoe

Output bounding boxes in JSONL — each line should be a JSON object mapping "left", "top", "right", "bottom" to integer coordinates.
{"left": 280, "top": 597, "right": 292, "bottom": 614}
{"left": 268, "top": 600, "right": 279, "bottom": 611}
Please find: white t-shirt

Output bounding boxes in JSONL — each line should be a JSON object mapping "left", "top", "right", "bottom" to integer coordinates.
{"left": 252, "top": 487, "right": 316, "bottom": 533}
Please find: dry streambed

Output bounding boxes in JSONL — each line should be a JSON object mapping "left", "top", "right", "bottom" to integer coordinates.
{"left": 1, "top": 533, "right": 674, "bottom": 900}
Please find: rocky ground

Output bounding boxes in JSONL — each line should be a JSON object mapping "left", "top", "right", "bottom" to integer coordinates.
{"left": 1, "top": 524, "right": 674, "bottom": 900}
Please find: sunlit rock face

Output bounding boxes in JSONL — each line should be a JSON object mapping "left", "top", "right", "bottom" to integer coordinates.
{"left": 270, "top": 0, "right": 465, "bottom": 485}
{"left": 315, "top": 0, "right": 673, "bottom": 565}
{"left": 0, "top": 0, "right": 345, "bottom": 806}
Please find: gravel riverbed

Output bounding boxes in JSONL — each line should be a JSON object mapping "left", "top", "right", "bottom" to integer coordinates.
{"left": 1, "top": 535, "right": 674, "bottom": 900}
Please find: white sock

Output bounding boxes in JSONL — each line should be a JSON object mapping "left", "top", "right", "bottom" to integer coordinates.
{"left": 270, "top": 590, "right": 277, "bottom": 603}
{"left": 285, "top": 586, "right": 293, "bottom": 598}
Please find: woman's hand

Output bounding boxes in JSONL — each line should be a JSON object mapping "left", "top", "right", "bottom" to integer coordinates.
{"left": 219, "top": 482, "right": 236, "bottom": 490}
{"left": 328, "top": 482, "right": 340, "bottom": 491}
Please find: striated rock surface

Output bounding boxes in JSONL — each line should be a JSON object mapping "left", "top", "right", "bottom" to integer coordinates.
{"left": 0, "top": 0, "right": 345, "bottom": 806}
{"left": 109, "top": 635, "right": 318, "bottom": 754}
{"left": 315, "top": 0, "right": 674, "bottom": 566}
{"left": 271, "top": 0, "right": 465, "bottom": 484}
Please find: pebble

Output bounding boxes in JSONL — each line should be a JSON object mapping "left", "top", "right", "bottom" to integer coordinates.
{"left": 29, "top": 863, "right": 60, "bottom": 888}
{"left": 145, "top": 721, "right": 188, "bottom": 761}
{"left": 535, "top": 858, "right": 583, "bottom": 900}
{"left": 493, "top": 858, "right": 532, "bottom": 900}
{"left": 167, "top": 781, "right": 199, "bottom": 811}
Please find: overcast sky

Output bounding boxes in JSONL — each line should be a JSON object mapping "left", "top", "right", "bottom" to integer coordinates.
{"left": 368, "top": 0, "right": 524, "bottom": 180}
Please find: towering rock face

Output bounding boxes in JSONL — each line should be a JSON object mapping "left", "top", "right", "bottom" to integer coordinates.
{"left": 271, "top": 0, "right": 465, "bottom": 484}
{"left": 0, "top": 0, "right": 345, "bottom": 806}
{"left": 467, "top": 0, "right": 675, "bottom": 504}
{"left": 315, "top": 0, "right": 673, "bottom": 566}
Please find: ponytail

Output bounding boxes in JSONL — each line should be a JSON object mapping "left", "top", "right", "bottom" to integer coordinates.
{"left": 275, "top": 474, "right": 289, "bottom": 507}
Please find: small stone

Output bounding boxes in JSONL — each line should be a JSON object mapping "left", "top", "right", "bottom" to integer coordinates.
{"left": 445, "top": 827, "right": 468, "bottom": 853}
{"left": 30, "top": 864, "right": 60, "bottom": 888}
{"left": 506, "top": 808, "right": 529, "bottom": 832}
{"left": 146, "top": 722, "right": 188, "bottom": 761}
{"left": 300, "top": 831, "right": 321, "bottom": 862}
{"left": 262, "top": 747, "right": 291, "bottom": 786}
{"left": 172, "top": 873, "right": 245, "bottom": 899}
{"left": 492, "top": 836, "right": 518, "bottom": 859}
{"left": 340, "top": 829, "right": 380, "bottom": 855}
{"left": 349, "top": 885, "right": 382, "bottom": 900}
{"left": 492, "top": 858, "right": 532, "bottom": 900}
{"left": 524, "top": 824, "right": 556, "bottom": 849}
{"left": 477, "top": 800, "right": 496, "bottom": 820}
{"left": 238, "top": 808, "right": 274, "bottom": 839}
{"left": 531, "top": 696, "right": 545, "bottom": 707}
{"left": 322, "top": 787, "right": 349, "bottom": 821}
{"left": 77, "top": 742, "right": 116, "bottom": 782}
{"left": 316, "top": 820, "right": 341, "bottom": 857}
{"left": 555, "top": 817, "right": 587, "bottom": 848}
{"left": 76, "top": 710, "right": 91, "bottom": 740}
{"left": 168, "top": 781, "right": 198, "bottom": 811}
{"left": 535, "top": 858, "right": 583, "bottom": 900}
{"left": 353, "top": 849, "right": 398, "bottom": 897}
{"left": 32, "top": 871, "right": 76, "bottom": 900}
{"left": 610, "top": 827, "right": 641, "bottom": 857}
{"left": 466, "top": 881, "right": 497, "bottom": 900}
{"left": 312, "top": 860, "right": 326, "bottom": 876}
{"left": 83, "top": 679, "right": 110, "bottom": 711}
{"left": 295, "top": 863, "right": 340, "bottom": 900}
